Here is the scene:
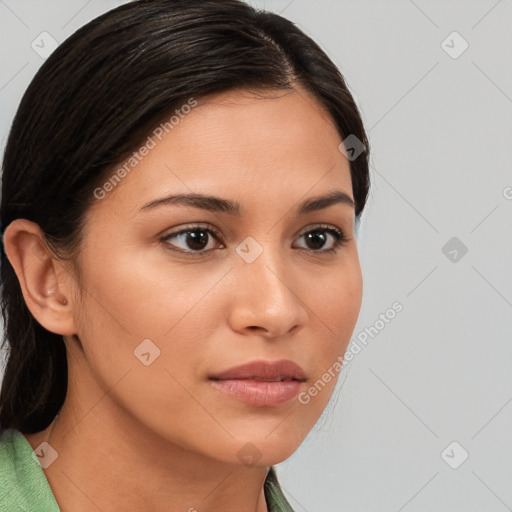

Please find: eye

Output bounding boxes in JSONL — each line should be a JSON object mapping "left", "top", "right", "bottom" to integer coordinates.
{"left": 294, "top": 224, "right": 348, "bottom": 254}
{"left": 161, "top": 224, "right": 222, "bottom": 255}
{"left": 161, "top": 223, "right": 348, "bottom": 256}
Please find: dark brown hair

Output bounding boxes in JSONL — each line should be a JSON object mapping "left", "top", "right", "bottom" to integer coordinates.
{"left": 0, "top": 0, "right": 370, "bottom": 433}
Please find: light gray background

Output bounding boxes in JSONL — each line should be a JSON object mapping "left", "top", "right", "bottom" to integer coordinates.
{"left": 1, "top": 1, "right": 511, "bottom": 511}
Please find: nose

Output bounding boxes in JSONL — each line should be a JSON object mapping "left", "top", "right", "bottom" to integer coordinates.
{"left": 227, "top": 245, "right": 308, "bottom": 339}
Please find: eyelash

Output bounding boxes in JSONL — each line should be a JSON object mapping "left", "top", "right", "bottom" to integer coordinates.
{"left": 161, "top": 223, "right": 348, "bottom": 257}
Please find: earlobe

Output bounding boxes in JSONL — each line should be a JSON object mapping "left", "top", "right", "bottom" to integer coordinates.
{"left": 3, "top": 218, "right": 77, "bottom": 336}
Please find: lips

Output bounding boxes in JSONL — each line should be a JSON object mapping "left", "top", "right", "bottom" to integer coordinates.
{"left": 209, "top": 360, "right": 307, "bottom": 407}
{"left": 210, "top": 359, "right": 307, "bottom": 382}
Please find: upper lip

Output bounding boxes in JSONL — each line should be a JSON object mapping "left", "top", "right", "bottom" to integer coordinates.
{"left": 210, "top": 359, "right": 307, "bottom": 382}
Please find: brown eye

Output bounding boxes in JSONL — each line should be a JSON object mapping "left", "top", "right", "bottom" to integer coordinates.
{"left": 294, "top": 226, "right": 347, "bottom": 253}
{"left": 162, "top": 226, "right": 222, "bottom": 254}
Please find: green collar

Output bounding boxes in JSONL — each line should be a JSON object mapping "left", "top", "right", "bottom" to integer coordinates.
{"left": 264, "top": 466, "right": 296, "bottom": 511}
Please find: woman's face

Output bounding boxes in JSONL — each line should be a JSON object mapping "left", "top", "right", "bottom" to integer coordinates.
{"left": 68, "top": 87, "right": 363, "bottom": 466}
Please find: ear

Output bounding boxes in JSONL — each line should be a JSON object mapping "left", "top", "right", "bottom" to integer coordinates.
{"left": 2, "top": 219, "right": 78, "bottom": 336}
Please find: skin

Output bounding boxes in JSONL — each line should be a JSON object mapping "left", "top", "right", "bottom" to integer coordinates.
{"left": 3, "top": 86, "right": 363, "bottom": 512}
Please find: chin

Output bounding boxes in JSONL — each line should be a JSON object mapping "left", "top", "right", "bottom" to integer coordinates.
{"left": 228, "top": 431, "right": 307, "bottom": 468}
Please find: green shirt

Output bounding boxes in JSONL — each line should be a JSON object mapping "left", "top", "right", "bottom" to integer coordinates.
{"left": 0, "top": 428, "right": 295, "bottom": 511}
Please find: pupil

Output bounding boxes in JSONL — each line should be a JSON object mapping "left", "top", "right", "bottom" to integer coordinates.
{"left": 306, "top": 231, "right": 326, "bottom": 250}
{"left": 187, "top": 230, "right": 208, "bottom": 251}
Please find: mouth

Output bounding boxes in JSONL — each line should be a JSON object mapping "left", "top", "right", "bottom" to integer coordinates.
{"left": 242, "top": 376, "right": 298, "bottom": 382}
{"left": 209, "top": 359, "right": 307, "bottom": 381}
{"left": 209, "top": 359, "right": 307, "bottom": 407}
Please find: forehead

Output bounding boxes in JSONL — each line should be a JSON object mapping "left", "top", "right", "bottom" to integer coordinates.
{"left": 177, "top": 87, "right": 341, "bottom": 157}
{"left": 91, "top": 87, "right": 352, "bottom": 217}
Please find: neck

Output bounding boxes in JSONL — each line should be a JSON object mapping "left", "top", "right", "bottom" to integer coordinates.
{"left": 24, "top": 354, "right": 270, "bottom": 512}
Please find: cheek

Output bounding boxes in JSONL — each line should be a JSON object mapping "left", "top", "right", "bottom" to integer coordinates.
{"left": 74, "top": 241, "right": 208, "bottom": 341}
{"left": 70, "top": 248, "right": 222, "bottom": 402}
{"left": 309, "top": 256, "right": 363, "bottom": 349}
{"left": 300, "top": 257, "right": 362, "bottom": 405}
{"left": 71, "top": 276, "right": 216, "bottom": 449}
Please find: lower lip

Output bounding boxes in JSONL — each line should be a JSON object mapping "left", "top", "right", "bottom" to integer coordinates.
{"left": 210, "top": 379, "right": 303, "bottom": 407}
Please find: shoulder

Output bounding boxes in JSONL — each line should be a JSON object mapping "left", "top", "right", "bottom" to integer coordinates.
{"left": 0, "top": 428, "right": 22, "bottom": 484}
{"left": 0, "top": 428, "right": 61, "bottom": 512}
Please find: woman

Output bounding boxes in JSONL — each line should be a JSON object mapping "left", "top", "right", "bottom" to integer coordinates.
{"left": 0, "top": 0, "right": 370, "bottom": 510}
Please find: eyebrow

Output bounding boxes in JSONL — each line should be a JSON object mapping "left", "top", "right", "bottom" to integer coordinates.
{"left": 140, "top": 189, "right": 355, "bottom": 216}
